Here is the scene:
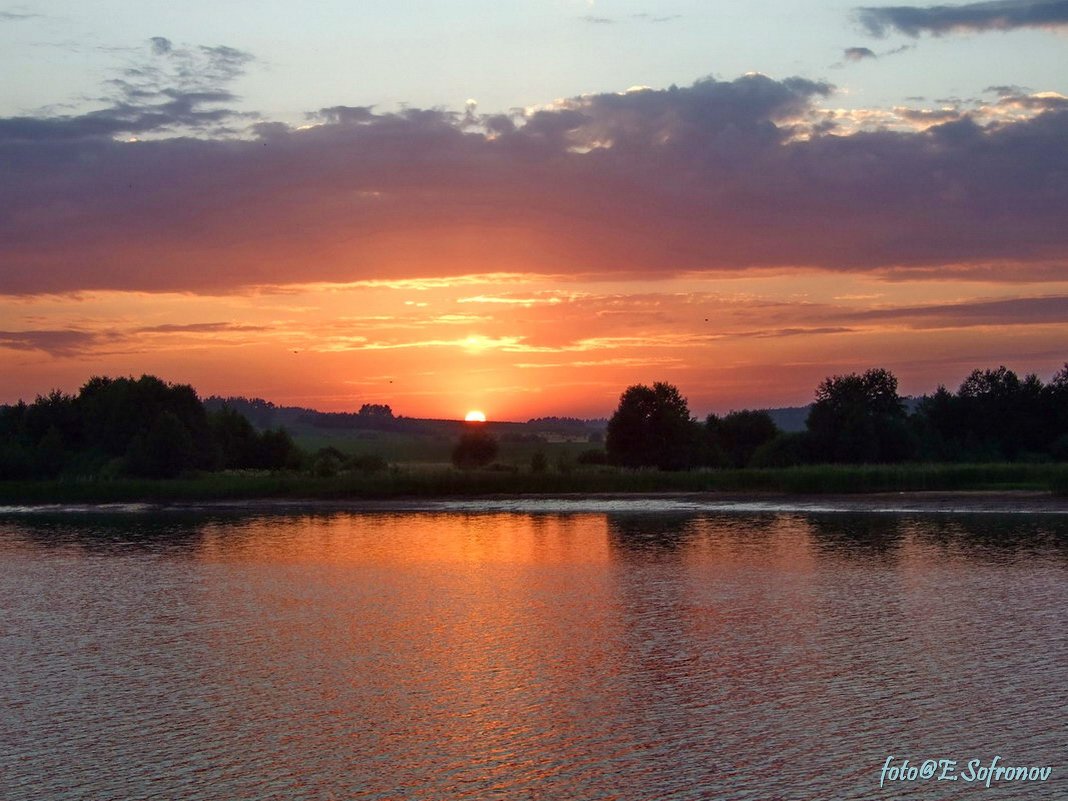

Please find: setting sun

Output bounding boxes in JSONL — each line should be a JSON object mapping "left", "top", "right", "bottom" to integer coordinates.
{"left": 464, "top": 410, "right": 487, "bottom": 422}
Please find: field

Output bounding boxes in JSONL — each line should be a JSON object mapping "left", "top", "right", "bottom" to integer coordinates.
{"left": 289, "top": 423, "right": 599, "bottom": 466}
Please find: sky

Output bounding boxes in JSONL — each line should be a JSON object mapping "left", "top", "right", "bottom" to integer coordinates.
{"left": 2, "top": 0, "right": 1067, "bottom": 419}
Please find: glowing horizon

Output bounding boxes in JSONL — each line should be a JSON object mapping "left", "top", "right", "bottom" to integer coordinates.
{"left": 2, "top": 6, "right": 1066, "bottom": 418}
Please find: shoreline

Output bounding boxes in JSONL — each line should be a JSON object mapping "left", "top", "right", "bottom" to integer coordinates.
{"left": 3, "top": 490, "right": 1068, "bottom": 516}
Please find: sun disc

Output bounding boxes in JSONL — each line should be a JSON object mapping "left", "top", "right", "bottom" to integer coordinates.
{"left": 465, "top": 410, "right": 486, "bottom": 422}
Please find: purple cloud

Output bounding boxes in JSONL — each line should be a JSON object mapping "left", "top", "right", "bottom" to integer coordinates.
{"left": 1, "top": 72, "right": 1067, "bottom": 295}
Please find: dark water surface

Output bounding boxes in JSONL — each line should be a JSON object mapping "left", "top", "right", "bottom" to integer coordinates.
{"left": 2, "top": 507, "right": 1065, "bottom": 800}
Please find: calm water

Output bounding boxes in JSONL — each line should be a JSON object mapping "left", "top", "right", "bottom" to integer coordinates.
{"left": 1, "top": 505, "right": 1065, "bottom": 800}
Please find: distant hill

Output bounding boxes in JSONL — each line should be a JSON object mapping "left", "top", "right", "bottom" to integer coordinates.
{"left": 765, "top": 405, "right": 811, "bottom": 433}
{"left": 204, "top": 396, "right": 922, "bottom": 437}
{"left": 202, "top": 397, "right": 607, "bottom": 442}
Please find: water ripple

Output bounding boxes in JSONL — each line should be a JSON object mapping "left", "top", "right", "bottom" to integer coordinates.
{"left": 1, "top": 511, "right": 1064, "bottom": 800}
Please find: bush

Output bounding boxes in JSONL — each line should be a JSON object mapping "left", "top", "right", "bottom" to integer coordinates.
{"left": 577, "top": 448, "right": 608, "bottom": 465}
{"left": 312, "top": 447, "right": 345, "bottom": 477}
{"left": 708, "top": 409, "right": 779, "bottom": 468}
{"left": 451, "top": 430, "right": 498, "bottom": 469}
{"left": 349, "top": 453, "right": 388, "bottom": 473}
{"left": 749, "top": 432, "right": 811, "bottom": 468}
{"left": 530, "top": 451, "right": 548, "bottom": 473}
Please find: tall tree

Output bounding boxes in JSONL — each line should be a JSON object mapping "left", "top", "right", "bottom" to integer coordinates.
{"left": 806, "top": 368, "right": 911, "bottom": 463}
{"left": 606, "top": 382, "right": 705, "bottom": 470}
{"left": 956, "top": 366, "right": 1045, "bottom": 459}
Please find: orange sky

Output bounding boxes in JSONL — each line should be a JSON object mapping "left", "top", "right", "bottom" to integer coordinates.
{"left": 3, "top": 269, "right": 1067, "bottom": 419}
{"left": 3, "top": 73, "right": 1067, "bottom": 418}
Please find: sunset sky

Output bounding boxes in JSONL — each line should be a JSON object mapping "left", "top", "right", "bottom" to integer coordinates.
{"left": 2, "top": 0, "right": 1067, "bottom": 419}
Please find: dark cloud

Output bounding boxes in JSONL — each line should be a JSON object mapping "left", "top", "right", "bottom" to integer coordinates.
{"left": 312, "top": 105, "right": 377, "bottom": 125}
{"left": 857, "top": 0, "right": 1068, "bottom": 37}
{"left": 985, "top": 84, "right": 1027, "bottom": 96}
{"left": 149, "top": 36, "right": 172, "bottom": 55}
{"left": 844, "top": 46, "right": 878, "bottom": 60}
{"left": 1, "top": 72, "right": 1067, "bottom": 295}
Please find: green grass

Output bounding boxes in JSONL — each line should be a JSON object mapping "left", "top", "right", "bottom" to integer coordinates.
{"left": 2, "top": 463, "right": 1067, "bottom": 505}
{"left": 291, "top": 429, "right": 595, "bottom": 466}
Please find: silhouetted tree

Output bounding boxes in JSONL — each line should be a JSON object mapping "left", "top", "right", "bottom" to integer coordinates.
{"left": 125, "top": 410, "right": 196, "bottom": 478}
{"left": 208, "top": 404, "right": 261, "bottom": 469}
{"left": 708, "top": 409, "right": 780, "bottom": 467}
{"left": 912, "top": 385, "right": 959, "bottom": 461}
{"left": 203, "top": 395, "right": 277, "bottom": 428}
{"left": 606, "top": 382, "right": 706, "bottom": 469}
{"left": 806, "top": 368, "right": 911, "bottom": 463}
{"left": 749, "top": 431, "right": 811, "bottom": 468}
{"left": 1045, "top": 364, "right": 1068, "bottom": 460}
{"left": 358, "top": 403, "right": 393, "bottom": 419}
{"left": 78, "top": 375, "right": 215, "bottom": 468}
{"left": 256, "top": 428, "right": 302, "bottom": 471}
{"left": 25, "top": 390, "right": 80, "bottom": 453}
{"left": 35, "top": 425, "right": 67, "bottom": 479}
{"left": 955, "top": 366, "right": 1046, "bottom": 459}
{"left": 0, "top": 374, "right": 306, "bottom": 480}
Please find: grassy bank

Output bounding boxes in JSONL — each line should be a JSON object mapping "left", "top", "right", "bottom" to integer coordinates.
{"left": 2, "top": 463, "right": 1067, "bottom": 505}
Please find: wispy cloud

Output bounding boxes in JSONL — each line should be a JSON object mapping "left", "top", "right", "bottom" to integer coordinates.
{"left": 0, "top": 320, "right": 272, "bottom": 357}
{"left": 0, "top": 9, "right": 42, "bottom": 21}
{"left": 632, "top": 13, "right": 682, "bottom": 22}
{"left": 0, "top": 329, "right": 117, "bottom": 357}
{"left": 0, "top": 37, "right": 254, "bottom": 142}
{"left": 846, "top": 295, "right": 1068, "bottom": 328}
{"left": 134, "top": 322, "right": 268, "bottom": 334}
{"left": 582, "top": 12, "right": 682, "bottom": 24}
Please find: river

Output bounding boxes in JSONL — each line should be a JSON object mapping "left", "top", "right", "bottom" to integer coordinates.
{"left": 2, "top": 502, "right": 1065, "bottom": 799}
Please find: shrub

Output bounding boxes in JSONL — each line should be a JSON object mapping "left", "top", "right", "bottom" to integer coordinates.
{"left": 312, "top": 447, "right": 345, "bottom": 477}
{"left": 349, "top": 453, "right": 389, "bottom": 473}
{"left": 451, "top": 430, "right": 498, "bottom": 469}
{"left": 577, "top": 448, "right": 608, "bottom": 465}
{"left": 749, "top": 432, "right": 811, "bottom": 468}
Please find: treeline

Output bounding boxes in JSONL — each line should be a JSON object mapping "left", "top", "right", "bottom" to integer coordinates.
{"left": 298, "top": 404, "right": 430, "bottom": 434}
{"left": 0, "top": 375, "right": 302, "bottom": 480}
{"left": 4, "top": 364, "right": 1067, "bottom": 482}
{"left": 605, "top": 365, "right": 1068, "bottom": 470}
